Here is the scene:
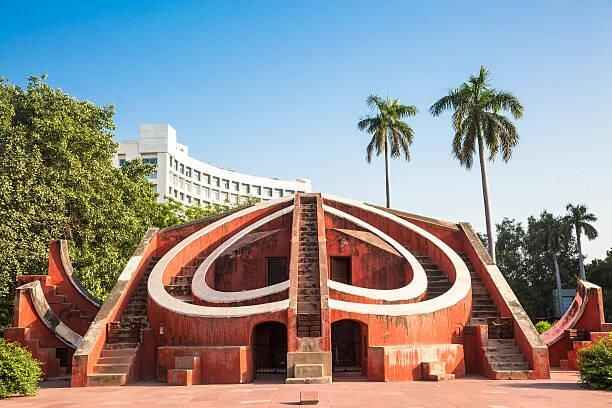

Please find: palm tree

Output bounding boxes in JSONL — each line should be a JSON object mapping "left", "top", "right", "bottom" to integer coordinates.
{"left": 358, "top": 95, "right": 417, "bottom": 208}
{"left": 538, "top": 212, "right": 570, "bottom": 316}
{"left": 565, "top": 204, "right": 598, "bottom": 280}
{"left": 430, "top": 66, "right": 523, "bottom": 263}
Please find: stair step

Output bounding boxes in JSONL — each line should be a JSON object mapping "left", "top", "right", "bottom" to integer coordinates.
{"left": 94, "top": 363, "right": 131, "bottom": 374}
{"left": 87, "top": 373, "right": 128, "bottom": 386}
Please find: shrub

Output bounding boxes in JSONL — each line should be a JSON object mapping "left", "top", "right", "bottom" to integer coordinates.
{"left": 578, "top": 334, "right": 612, "bottom": 390}
{"left": 0, "top": 339, "right": 43, "bottom": 398}
{"left": 535, "top": 320, "right": 552, "bottom": 334}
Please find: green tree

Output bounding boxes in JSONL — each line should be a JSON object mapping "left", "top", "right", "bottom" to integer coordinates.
{"left": 358, "top": 95, "right": 417, "bottom": 208}
{"left": 565, "top": 203, "right": 598, "bottom": 280}
{"left": 431, "top": 66, "right": 524, "bottom": 263}
{"left": 533, "top": 212, "right": 571, "bottom": 317}
{"left": 0, "top": 77, "right": 233, "bottom": 328}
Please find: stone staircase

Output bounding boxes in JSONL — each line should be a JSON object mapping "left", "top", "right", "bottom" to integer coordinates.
{"left": 296, "top": 197, "right": 322, "bottom": 338}
{"left": 416, "top": 255, "right": 452, "bottom": 300}
{"left": 87, "top": 255, "right": 160, "bottom": 386}
{"left": 459, "top": 253, "right": 532, "bottom": 379}
{"left": 165, "top": 257, "right": 207, "bottom": 303}
{"left": 47, "top": 286, "right": 95, "bottom": 335}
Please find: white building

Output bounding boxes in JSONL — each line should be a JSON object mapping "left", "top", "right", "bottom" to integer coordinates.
{"left": 114, "top": 124, "right": 312, "bottom": 206}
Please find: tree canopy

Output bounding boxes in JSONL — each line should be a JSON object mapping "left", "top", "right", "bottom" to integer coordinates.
{"left": 0, "top": 77, "right": 231, "bottom": 327}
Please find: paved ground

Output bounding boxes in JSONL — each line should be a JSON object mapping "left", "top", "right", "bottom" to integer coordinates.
{"left": 3, "top": 371, "right": 610, "bottom": 408}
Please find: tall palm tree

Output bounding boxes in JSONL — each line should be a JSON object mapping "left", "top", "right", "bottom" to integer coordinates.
{"left": 565, "top": 203, "right": 598, "bottom": 280}
{"left": 538, "top": 212, "right": 570, "bottom": 316}
{"left": 358, "top": 95, "right": 417, "bottom": 208}
{"left": 430, "top": 66, "right": 523, "bottom": 263}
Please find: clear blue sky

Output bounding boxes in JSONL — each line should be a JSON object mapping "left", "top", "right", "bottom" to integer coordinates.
{"left": 2, "top": 1, "right": 611, "bottom": 260}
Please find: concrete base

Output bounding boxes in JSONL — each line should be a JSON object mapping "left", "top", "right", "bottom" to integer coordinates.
{"left": 295, "top": 363, "right": 324, "bottom": 378}
{"left": 286, "top": 351, "right": 332, "bottom": 384}
{"left": 286, "top": 376, "right": 332, "bottom": 384}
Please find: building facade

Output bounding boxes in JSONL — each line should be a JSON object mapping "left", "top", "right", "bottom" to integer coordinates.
{"left": 12, "top": 193, "right": 611, "bottom": 386}
{"left": 115, "top": 124, "right": 312, "bottom": 206}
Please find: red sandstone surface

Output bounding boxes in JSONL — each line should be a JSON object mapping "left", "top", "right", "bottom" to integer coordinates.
{"left": 3, "top": 371, "right": 610, "bottom": 408}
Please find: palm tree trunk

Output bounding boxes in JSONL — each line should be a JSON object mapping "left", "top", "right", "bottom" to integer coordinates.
{"left": 552, "top": 253, "right": 564, "bottom": 317}
{"left": 384, "top": 137, "right": 390, "bottom": 208}
{"left": 576, "top": 229, "right": 586, "bottom": 280}
{"left": 477, "top": 136, "right": 496, "bottom": 263}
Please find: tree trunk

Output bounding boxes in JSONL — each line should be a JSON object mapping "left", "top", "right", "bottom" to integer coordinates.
{"left": 576, "top": 228, "right": 586, "bottom": 280}
{"left": 384, "top": 137, "right": 390, "bottom": 208}
{"left": 477, "top": 136, "right": 496, "bottom": 263}
{"left": 552, "top": 253, "right": 564, "bottom": 317}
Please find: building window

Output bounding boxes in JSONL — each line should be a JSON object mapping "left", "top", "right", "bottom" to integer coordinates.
{"left": 230, "top": 194, "right": 238, "bottom": 204}
{"left": 174, "top": 161, "right": 178, "bottom": 171}
{"left": 274, "top": 188, "right": 283, "bottom": 198}
{"left": 118, "top": 154, "right": 126, "bottom": 167}
{"left": 180, "top": 164, "right": 184, "bottom": 174}
{"left": 213, "top": 190, "right": 220, "bottom": 201}
{"left": 174, "top": 190, "right": 178, "bottom": 198}
{"left": 286, "top": 190, "right": 294, "bottom": 195}
{"left": 195, "top": 198, "right": 200, "bottom": 206}
{"left": 203, "top": 173, "right": 210, "bottom": 184}
{"left": 169, "top": 156, "right": 173, "bottom": 167}
{"left": 331, "top": 257, "right": 351, "bottom": 284}
{"left": 194, "top": 183, "right": 201, "bottom": 195}
{"left": 232, "top": 181, "right": 239, "bottom": 191}
{"left": 186, "top": 195, "right": 192, "bottom": 204}
{"left": 186, "top": 181, "right": 192, "bottom": 192}
{"left": 203, "top": 187, "right": 210, "bottom": 198}
{"left": 169, "top": 187, "right": 172, "bottom": 194}
{"left": 222, "top": 179, "right": 229, "bottom": 189}
{"left": 180, "top": 192, "right": 184, "bottom": 201}
{"left": 221, "top": 191, "right": 228, "bottom": 202}
{"left": 263, "top": 187, "right": 272, "bottom": 197}
{"left": 267, "top": 257, "right": 289, "bottom": 285}
{"left": 253, "top": 185, "right": 261, "bottom": 195}
{"left": 241, "top": 183, "right": 250, "bottom": 194}
{"left": 186, "top": 167, "right": 192, "bottom": 177}
{"left": 194, "top": 170, "right": 201, "bottom": 181}
{"left": 213, "top": 176, "right": 220, "bottom": 187}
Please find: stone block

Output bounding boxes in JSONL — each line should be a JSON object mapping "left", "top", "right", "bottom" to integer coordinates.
{"left": 300, "top": 391, "right": 319, "bottom": 404}
{"left": 295, "top": 363, "right": 324, "bottom": 378}
{"left": 286, "top": 351, "right": 332, "bottom": 379}
{"left": 175, "top": 356, "right": 199, "bottom": 369}
{"left": 168, "top": 369, "right": 193, "bottom": 386}
{"left": 286, "top": 376, "right": 332, "bottom": 384}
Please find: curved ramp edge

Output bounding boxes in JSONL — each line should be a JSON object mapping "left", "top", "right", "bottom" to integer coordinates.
{"left": 57, "top": 240, "right": 102, "bottom": 308}
{"left": 17, "top": 280, "right": 83, "bottom": 349}
{"left": 541, "top": 280, "right": 601, "bottom": 346}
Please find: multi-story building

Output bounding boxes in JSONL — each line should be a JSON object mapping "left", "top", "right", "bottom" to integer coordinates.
{"left": 114, "top": 124, "right": 312, "bottom": 206}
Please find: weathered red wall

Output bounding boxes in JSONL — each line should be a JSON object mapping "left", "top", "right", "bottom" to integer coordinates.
{"left": 325, "top": 229, "right": 411, "bottom": 290}
{"left": 213, "top": 225, "right": 291, "bottom": 292}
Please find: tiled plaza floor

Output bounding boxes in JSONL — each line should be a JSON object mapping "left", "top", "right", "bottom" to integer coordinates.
{"left": 3, "top": 371, "right": 610, "bottom": 408}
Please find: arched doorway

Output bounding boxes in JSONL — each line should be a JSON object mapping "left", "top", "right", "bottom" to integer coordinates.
{"left": 332, "top": 320, "right": 366, "bottom": 377}
{"left": 252, "top": 321, "right": 287, "bottom": 378}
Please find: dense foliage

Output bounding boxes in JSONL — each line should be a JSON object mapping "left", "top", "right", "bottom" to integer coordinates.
{"left": 0, "top": 339, "right": 43, "bottom": 398}
{"left": 535, "top": 321, "right": 552, "bottom": 334}
{"left": 495, "top": 208, "right": 609, "bottom": 321}
{"left": 0, "top": 77, "right": 232, "bottom": 328}
{"left": 578, "top": 334, "right": 612, "bottom": 390}
{"left": 495, "top": 213, "right": 579, "bottom": 320}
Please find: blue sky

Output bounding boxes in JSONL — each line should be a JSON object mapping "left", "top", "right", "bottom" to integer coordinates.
{"left": 2, "top": 1, "right": 611, "bottom": 260}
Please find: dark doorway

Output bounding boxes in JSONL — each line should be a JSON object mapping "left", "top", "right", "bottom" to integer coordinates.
{"left": 253, "top": 322, "right": 287, "bottom": 377}
{"left": 331, "top": 256, "right": 351, "bottom": 284}
{"left": 331, "top": 320, "right": 364, "bottom": 376}
{"left": 267, "top": 257, "right": 288, "bottom": 285}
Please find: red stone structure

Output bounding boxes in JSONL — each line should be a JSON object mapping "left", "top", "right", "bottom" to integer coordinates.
{"left": 6, "top": 193, "right": 564, "bottom": 385}
{"left": 542, "top": 280, "right": 612, "bottom": 370}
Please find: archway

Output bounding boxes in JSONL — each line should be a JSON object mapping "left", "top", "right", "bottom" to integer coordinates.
{"left": 252, "top": 321, "right": 287, "bottom": 378}
{"left": 331, "top": 320, "right": 367, "bottom": 377}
